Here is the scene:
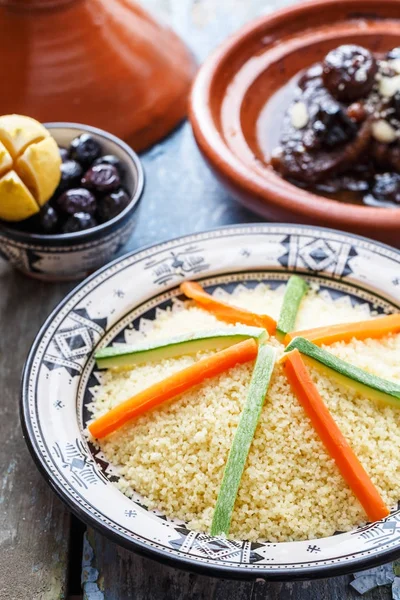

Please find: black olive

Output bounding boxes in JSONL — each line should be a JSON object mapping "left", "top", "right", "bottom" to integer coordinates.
{"left": 97, "top": 189, "right": 130, "bottom": 222}
{"left": 322, "top": 45, "right": 377, "bottom": 101}
{"left": 313, "top": 97, "right": 358, "bottom": 148}
{"left": 370, "top": 172, "right": 400, "bottom": 205}
{"left": 56, "top": 188, "right": 97, "bottom": 215}
{"left": 69, "top": 134, "right": 102, "bottom": 168}
{"left": 82, "top": 164, "right": 121, "bottom": 194}
{"left": 93, "top": 154, "right": 124, "bottom": 176}
{"left": 56, "top": 160, "right": 84, "bottom": 195}
{"left": 58, "top": 147, "right": 69, "bottom": 162}
{"left": 39, "top": 204, "right": 60, "bottom": 234}
{"left": 62, "top": 212, "right": 98, "bottom": 234}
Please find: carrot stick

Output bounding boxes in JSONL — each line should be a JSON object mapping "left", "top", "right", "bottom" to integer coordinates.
{"left": 89, "top": 338, "right": 258, "bottom": 439}
{"left": 180, "top": 281, "right": 276, "bottom": 335}
{"left": 283, "top": 349, "right": 389, "bottom": 523}
{"left": 284, "top": 314, "right": 400, "bottom": 346}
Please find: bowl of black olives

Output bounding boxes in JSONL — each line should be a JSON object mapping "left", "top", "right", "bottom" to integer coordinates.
{"left": 0, "top": 123, "right": 144, "bottom": 280}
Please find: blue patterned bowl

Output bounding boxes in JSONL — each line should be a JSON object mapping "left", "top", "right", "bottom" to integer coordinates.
{"left": 0, "top": 123, "right": 144, "bottom": 282}
{"left": 21, "top": 225, "right": 400, "bottom": 579}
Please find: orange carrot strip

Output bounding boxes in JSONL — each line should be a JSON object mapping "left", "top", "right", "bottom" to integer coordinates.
{"left": 283, "top": 349, "right": 389, "bottom": 523}
{"left": 89, "top": 338, "right": 258, "bottom": 439}
{"left": 284, "top": 314, "right": 400, "bottom": 346}
{"left": 180, "top": 281, "right": 276, "bottom": 335}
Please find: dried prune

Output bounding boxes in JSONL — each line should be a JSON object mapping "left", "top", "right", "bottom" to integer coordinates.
{"left": 392, "top": 91, "right": 400, "bottom": 119}
{"left": 297, "top": 64, "right": 323, "bottom": 90}
{"left": 372, "top": 141, "right": 400, "bottom": 171}
{"left": 322, "top": 45, "right": 377, "bottom": 101}
{"left": 313, "top": 98, "right": 358, "bottom": 148}
{"left": 371, "top": 172, "right": 400, "bottom": 205}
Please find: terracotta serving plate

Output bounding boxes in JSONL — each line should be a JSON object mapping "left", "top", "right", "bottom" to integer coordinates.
{"left": 189, "top": 0, "right": 400, "bottom": 247}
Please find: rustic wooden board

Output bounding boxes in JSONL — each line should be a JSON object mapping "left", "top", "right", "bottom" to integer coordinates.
{"left": 0, "top": 0, "right": 396, "bottom": 598}
{"left": 0, "top": 263, "right": 74, "bottom": 599}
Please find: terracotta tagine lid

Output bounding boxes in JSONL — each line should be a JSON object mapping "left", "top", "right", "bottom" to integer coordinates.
{"left": 0, "top": 0, "right": 196, "bottom": 151}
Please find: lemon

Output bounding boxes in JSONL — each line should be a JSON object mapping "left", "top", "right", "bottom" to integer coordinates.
{"left": 0, "top": 142, "right": 13, "bottom": 177}
{"left": 0, "top": 114, "right": 49, "bottom": 158}
{"left": 0, "top": 171, "right": 40, "bottom": 222}
{"left": 16, "top": 137, "right": 61, "bottom": 206}
{"left": 0, "top": 114, "right": 61, "bottom": 222}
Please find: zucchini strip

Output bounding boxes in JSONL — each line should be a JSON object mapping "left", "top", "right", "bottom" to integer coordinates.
{"left": 95, "top": 326, "right": 267, "bottom": 369}
{"left": 211, "top": 345, "right": 276, "bottom": 536}
{"left": 276, "top": 275, "right": 309, "bottom": 341}
{"left": 284, "top": 337, "right": 400, "bottom": 408}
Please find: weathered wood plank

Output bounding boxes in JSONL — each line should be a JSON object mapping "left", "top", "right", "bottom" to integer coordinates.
{"left": 0, "top": 265, "right": 74, "bottom": 600}
{"left": 0, "top": 0, "right": 395, "bottom": 598}
{"left": 83, "top": 530, "right": 255, "bottom": 600}
{"left": 83, "top": 529, "right": 393, "bottom": 600}
{"left": 252, "top": 577, "right": 392, "bottom": 600}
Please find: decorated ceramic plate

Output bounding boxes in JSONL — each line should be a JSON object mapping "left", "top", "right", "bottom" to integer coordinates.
{"left": 21, "top": 224, "right": 400, "bottom": 579}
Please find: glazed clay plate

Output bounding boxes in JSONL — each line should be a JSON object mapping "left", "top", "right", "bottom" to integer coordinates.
{"left": 21, "top": 225, "right": 400, "bottom": 579}
{"left": 190, "top": 0, "right": 400, "bottom": 246}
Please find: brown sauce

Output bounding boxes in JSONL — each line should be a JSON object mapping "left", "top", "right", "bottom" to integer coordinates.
{"left": 261, "top": 45, "right": 400, "bottom": 208}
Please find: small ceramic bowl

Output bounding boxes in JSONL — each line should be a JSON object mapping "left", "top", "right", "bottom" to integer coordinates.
{"left": 0, "top": 123, "right": 144, "bottom": 281}
{"left": 190, "top": 0, "right": 400, "bottom": 247}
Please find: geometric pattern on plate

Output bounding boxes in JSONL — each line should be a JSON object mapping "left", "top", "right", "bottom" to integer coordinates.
{"left": 43, "top": 308, "right": 107, "bottom": 376}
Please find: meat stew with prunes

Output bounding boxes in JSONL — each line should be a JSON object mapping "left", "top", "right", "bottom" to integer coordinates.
{"left": 271, "top": 45, "right": 400, "bottom": 207}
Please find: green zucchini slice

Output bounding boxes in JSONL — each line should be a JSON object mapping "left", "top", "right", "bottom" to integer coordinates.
{"left": 285, "top": 337, "right": 400, "bottom": 408}
{"left": 95, "top": 326, "right": 268, "bottom": 369}
{"left": 211, "top": 345, "right": 276, "bottom": 536}
{"left": 277, "top": 275, "right": 309, "bottom": 340}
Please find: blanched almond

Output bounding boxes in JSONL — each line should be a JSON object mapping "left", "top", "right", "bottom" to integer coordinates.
{"left": 371, "top": 119, "right": 397, "bottom": 143}
{"left": 289, "top": 102, "right": 309, "bottom": 129}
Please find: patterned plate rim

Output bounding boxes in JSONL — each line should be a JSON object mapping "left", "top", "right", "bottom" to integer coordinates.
{"left": 20, "top": 223, "right": 400, "bottom": 580}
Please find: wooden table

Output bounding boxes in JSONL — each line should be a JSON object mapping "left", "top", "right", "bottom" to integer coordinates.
{"left": 0, "top": 1, "right": 396, "bottom": 598}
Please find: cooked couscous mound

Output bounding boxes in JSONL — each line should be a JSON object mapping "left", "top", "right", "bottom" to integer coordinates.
{"left": 88, "top": 284, "right": 400, "bottom": 542}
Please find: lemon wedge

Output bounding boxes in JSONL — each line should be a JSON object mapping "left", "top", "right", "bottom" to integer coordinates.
{"left": 0, "top": 114, "right": 49, "bottom": 158}
{"left": 0, "top": 171, "right": 40, "bottom": 222}
{"left": 0, "top": 114, "right": 61, "bottom": 221}
{"left": 0, "top": 141, "right": 13, "bottom": 177}
{"left": 16, "top": 137, "right": 61, "bottom": 206}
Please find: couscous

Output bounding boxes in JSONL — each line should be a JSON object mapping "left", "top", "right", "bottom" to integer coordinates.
{"left": 88, "top": 280, "right": 400, "bottom": 543}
